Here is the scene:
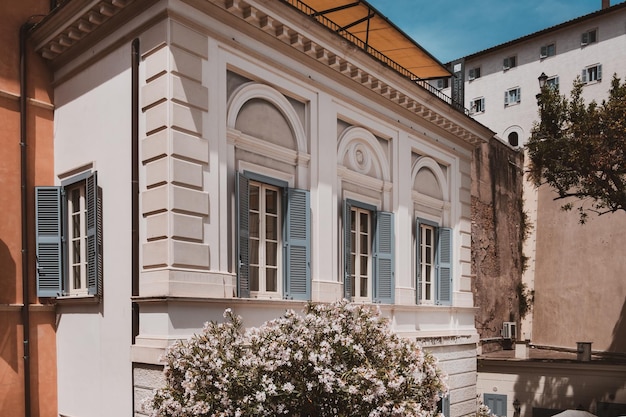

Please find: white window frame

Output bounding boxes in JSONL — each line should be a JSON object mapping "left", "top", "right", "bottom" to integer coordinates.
{"left": 504, "top": 87, "right": 521, "bottom": 106}
{"left": 540, "top": 43, "right": 556, "bottom": 58}
{"left": 468, "top": 67, "right": 481, "bottom": 81}
{"left": 581, "top": 28, "right": 597, "bottom": 46}
{"left": 418, "top": 223, "right": 436, "bottom": 304}
{"left": 248, "top": 181, "right": 283, "bottom": 298}
{"left": 503, "top": 55, "right": 516, "bottom": 70}
{"left": 546, "top": 75, "right": 559, "bottom": 91}
{"left": 470, "top": 97, "right": 485, "bottom": 114}
{"left": 66, "top": 182, "right": 89, "bottom": 296}
{"left": 349, "top": 206, "right": 372, "bottom": 302}
{"left": 582, "top": 64, "right": 602, "bottom": 84}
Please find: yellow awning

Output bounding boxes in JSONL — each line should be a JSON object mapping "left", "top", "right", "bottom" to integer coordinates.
{"left": 289, "top": 0, "right": 451, "bottom": 80}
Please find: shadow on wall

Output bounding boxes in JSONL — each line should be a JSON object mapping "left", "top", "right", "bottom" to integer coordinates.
{"left": 608, "top": 297, "right": 626, "bottom": 353}
{"left": 0, "top": 238, "right": 18, "bottom": 373}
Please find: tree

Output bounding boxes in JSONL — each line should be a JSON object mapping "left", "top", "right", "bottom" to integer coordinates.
{"left": 149, "top": 300, "right": 447, "bottom": 417}
{"left": 526, "top": 74, "right": 626, "bottom": 222}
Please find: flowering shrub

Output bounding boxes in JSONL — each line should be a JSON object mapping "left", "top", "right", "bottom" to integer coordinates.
{"left": 150, "top": 300, "right": 448, "bottom": 417}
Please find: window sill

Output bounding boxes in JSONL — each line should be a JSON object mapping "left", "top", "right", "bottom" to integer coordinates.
{"left": 55, "top": 294, "right": 100, "bottom": 304}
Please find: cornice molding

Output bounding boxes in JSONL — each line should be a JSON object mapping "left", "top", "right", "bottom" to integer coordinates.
{"left": 31, "top": 0, "right": 491, "bottom": 147}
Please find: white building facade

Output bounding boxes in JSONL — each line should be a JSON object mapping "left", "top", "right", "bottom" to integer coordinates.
{"left": 31, "top": 1, "right": 494, "bottom": 416}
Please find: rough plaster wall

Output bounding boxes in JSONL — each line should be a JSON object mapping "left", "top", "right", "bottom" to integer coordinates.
{"left": 471, "top": 138, "right": 525, "bottom": 352}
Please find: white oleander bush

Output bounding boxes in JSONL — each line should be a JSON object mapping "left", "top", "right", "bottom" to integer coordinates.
{"left": 150, "top": 300, "right": 448, "bottom": 417}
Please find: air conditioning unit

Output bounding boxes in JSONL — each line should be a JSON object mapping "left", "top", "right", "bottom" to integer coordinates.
{"left": 502, "top": 322, "right": 517, "bottom": 339}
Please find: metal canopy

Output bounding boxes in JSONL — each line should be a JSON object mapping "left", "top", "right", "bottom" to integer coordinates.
{"left": 284, "top": 0, "right": 452, "bottom": 80}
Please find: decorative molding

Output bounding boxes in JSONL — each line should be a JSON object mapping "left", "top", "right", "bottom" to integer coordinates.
{"left": 410, "top": 156, "right": 450, "bottom": 202}
{"left": 228, "top": 128, "right": 311, "bottom": 168}
{"left": 337, "top": 126, "right": 390, "bottom": 183}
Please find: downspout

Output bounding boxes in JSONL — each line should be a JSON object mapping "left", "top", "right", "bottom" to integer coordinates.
{"left": 20, "top": 20, "right": 34, "bottom": 417}
{"left": 131, "top": 38, "right": 140, "bottom": 415}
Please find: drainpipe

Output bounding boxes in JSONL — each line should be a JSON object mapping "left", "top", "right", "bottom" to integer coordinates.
{"left": 20, "top": 20, "right": 34, "bottom": 417}
{"left": 131, "top": 38, "right": 140, "bottom": 416}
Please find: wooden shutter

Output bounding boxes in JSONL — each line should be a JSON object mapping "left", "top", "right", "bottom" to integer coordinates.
{"left": 236, "top": 173, "right": 250, "bottom": 298}
{"left": 343, "top": 200, "right": 353, "bottom": 300}
{"left": 86, "top": 172, "right": 102, "bottom": 296}
{"left": 597, "top": 64, "right": 603, "bottom": 80}
{"left": 516, "top": 88, "right": 521, "bottom": 103}
{"left": 504, "top": 91, "right": 509, "bottom": 106}
{"left": 284, "top": 188, "right": 310, "bottom": 300}
{"left": 373, "top": 211, "right": 394, "bottom": 304}
{"left": 484, "top": 394, "right": 507, "bottom": 417}
{"left": 436, "top": 227, "right": 453, "bottom": 305}
{"left": 35, "top": 187, "right": 63, "bottom": 297}
{"left": 582, "top": 68, "right": 588, "bottom": 83}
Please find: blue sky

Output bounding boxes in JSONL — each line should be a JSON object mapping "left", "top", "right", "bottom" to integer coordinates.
{"left": 366, "top": 0, "right": 625, "bottom": 63}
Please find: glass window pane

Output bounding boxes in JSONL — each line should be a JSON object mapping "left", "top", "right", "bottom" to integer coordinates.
{"left": 72, "top": 214, "right": 80, "bottom": 238}
{"left": 425, "top": 265, "right": 432, "bottom": 283}
{"left": 71, "top": 189, "right": 80, "bottom": 213}
{"left": 360, "top": 255, "right": 368, "bottom": 275}
{"left": 350, "top": 231, "right": 356, "bottom": 252}
{"left": 266, "top": 215, "right": 277, "bottom": 240}
{"left": 350, "top": 276, "right": 355, "bottom": 297}
{"left": 360, "top": 234, "right": 368, "bottom": 255}
{"left": 266, "top": 242, "right": 278, "bottom": 267}
{"left": 426, "top": 247, "right": 432, "bottom": 262}
{"left": 359, "top": 212, "right": 368, "bottom": 233}
{"left": 249, "top": 213, "right": 259, "bottom": 238}
{"left": 425, "top": 283, "right": 431, "bottom": 300}
{"left": 73, "top": 241, "right": 81, "bottom": 263}
{"left": 249, "top": 185, "right": 259, "bottom": 211}
{"left": 425, "top": 228, "right": 432, "bottom": 244}
{"left": 250, "top": 239, "right": 259, "bottom": 265}
{"left": 360, "top": 277, "right": 368, "bottom": 297}
{"left": 250, "top": 266, "right": 259, "bottom": 291}
{"left": 266, "top": 268, "right": 277, "bottom": 292}
{"left": 265, "top": 189, "right": 278, "bottom": 214}
{"left": 73, "top": 266, "right": 81, "bottom": 289}
{"left": 350, "top": 254, "right": 356, "bottom": 273}
{"left": 350, "top": 210, "right": 356, "bottom": 231}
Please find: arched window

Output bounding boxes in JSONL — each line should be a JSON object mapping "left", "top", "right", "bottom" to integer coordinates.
{"left": 508, "top": 132, "right": 519, "bottom": 147}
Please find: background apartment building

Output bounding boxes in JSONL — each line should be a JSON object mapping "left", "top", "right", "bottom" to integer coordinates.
{"left": 438, "top": 2, "right": 626, "bottom": 417}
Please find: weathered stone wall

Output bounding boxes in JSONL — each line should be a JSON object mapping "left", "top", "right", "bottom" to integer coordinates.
{"left": 471, "top": 138, "right": 525, "bottom": 352}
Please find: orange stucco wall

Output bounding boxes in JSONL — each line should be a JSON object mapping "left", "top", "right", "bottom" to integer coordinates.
{"left": 0, "top": 1, "right": 57, "bottom": 416}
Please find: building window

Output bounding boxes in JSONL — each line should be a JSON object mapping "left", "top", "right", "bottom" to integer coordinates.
{"left": 546, "top": 75, "right": 560, "bottom": 91}
{"left": 540, "top": 43, "right": 556, "bottom": 58}
{"left": 503, "top": 56, "right": 516, "bottom": 70}
{"left": 436, "top": 78, "right": 450, "bottom": 90}
{"left": 581, "top": 29, "right": 597, "bottom": 45}
{"left": 416, "top": 219, "right": 452, "bottom": 305}
{"left": 344, "top": 200, "right": 394, "bottom": 304}
{"left": 470, "top": 97, "right": 485, "bottom": 114}
{"left": 504, "top": 87, "right": 521, "bottom": 106}
{"left": 582, "top": 64, "right": 602, "bottom": 84}
{"left": 35, "top": 171, "right": 102, "bottom": 298}
{"left": 468, "top": 67, "right": 481, "bottom": 80}
{"left": 484, "top": 394, "right": 507, "bottom": 417}
{"left": 508, "top": 132, "right": 519, "bottom": 147}
{"left": 437, "top": 396, "right": 451, "bottom": 417}
{"left": 237, "top": 172, "right": 310, "bottom": 300}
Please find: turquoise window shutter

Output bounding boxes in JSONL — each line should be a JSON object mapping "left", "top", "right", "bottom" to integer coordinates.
{"left": 86, "top": 172, "right": 102, "bottom": 296}
{"left": 284, "top": 188, "right": 310, "bottom": 300}
{"left": 236, "top": 173, "right": 250, "bottom": 298}
{"left": 343, "top": 200, "right": 352, "bottom": 300}
{"left": 35, "top": 186, "right": 63, "bottom": 297}
{"left": 415, "top": 218, "right": 422, "bottom": 304}
{"left": 373, "top": 211, "right": 394, "bottom": 304}
{"left": 436, "top": 227, "right": 453, "bottom": 305}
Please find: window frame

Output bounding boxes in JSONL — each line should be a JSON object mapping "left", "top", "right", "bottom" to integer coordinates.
{"left": 416, "top": 218, "right": 452, "bottom": 306}
{"left": 236, "top": 171, "right": 310, "bottom": 300}
{"left": 581, "top": 28, "right": 597, "bottom": 46}
{"left": 540, "top": 43, "right": 556, "bottom": 58}
{"left": 503, "top": 55, "right": 516, "bottom": 70}
{"left": 343, "top": 199, "right": 394, "bottom": 304}
{"left": 582, "top": 64, "right": 602, "bottom": 84}
{"left": 468, "top": 67, "right": 481, "bottom": 81}
{"left": 504, "top": 87, "right": 521, "bottom": 106}
{"left": 35, "top": 171, "right": 102, "bottom": 298}
{"left": 470, "top": 97, "right": 485, "bottom": 114}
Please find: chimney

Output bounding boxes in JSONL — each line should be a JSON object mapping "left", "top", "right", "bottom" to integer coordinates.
{"left": 602, "top": 0, "right": 610, "bottom": 9}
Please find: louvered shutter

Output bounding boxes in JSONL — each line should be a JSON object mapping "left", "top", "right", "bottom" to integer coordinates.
{"left": 373, "top": 211, "right": 394, "bottom": 304}
{"left": 236, "top": 173, "right": 250, "bottom": 298}
{"left": 415, "top": 219, "right": 422, "bottom": 304}
{"left": 582, "top": 32, "right": 589, "bottom": 45}
{"left": 582, "top": 69, "right": 588, "bottom": 83}
{"left": 504, "top": 91, "right": 509, "bottom": 106}
{"left": 436, "top": 227, "right": 453, "bottom": 305}
{"left": 86, "top": 173, "right": 102, "bottom": 296}
{"left": 284, "top": 188, "right": 310, "bottom": 300}
{"left": 35, "top": 187, "right": 63, "bottom": 297}
{"left": 343, "top": 200, "right": 352, "bottom": 300}
{"left": 517, "top": 88, "right": 521, "bottom": 103}
{"left": 597, "top": 64, "right": 602, "bottom": 81}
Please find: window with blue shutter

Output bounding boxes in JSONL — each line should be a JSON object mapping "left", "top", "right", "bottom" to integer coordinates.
{"left": 35, "top": 171, "right": 102, "bottom": 298}
{"left": 344, "top": 199, "right": 395, "bottom": 304}
{"left": 416, "top": 218, "right": 453, "bottom": 306}
{"left": 484, "top": 394, "right": 507, "bottom": 417}
{"left": 236, "top": 172, "right": 310, "bottom": 300}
